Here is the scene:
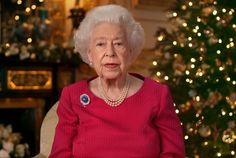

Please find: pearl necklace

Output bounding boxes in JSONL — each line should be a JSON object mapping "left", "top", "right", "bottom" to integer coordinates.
{"left": 98, "top": 76, "right": 130, "bottom": 107}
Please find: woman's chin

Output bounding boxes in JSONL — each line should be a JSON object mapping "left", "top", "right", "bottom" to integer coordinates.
{"left": 101, "top": 71, "right": 123, "bottom": 80}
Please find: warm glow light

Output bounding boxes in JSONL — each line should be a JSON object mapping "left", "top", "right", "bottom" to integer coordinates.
{"left": 218, "top": 39, "right": 222, "bottom": 43}
{"left": 191, "top": 58, "right": 196, "bottom": 62}
{"left": 15, "top": 15, "right": 20, "bottom": 21}
{"left": 232, "top": 81, "right": 236, "bottom": 85}
{"left": 216, "top": 16, "right": 220, "bottom": 21}
{"left": 5, "top": 43, "right": 10, "bottom": 47}
{"left": 217, "top": 50, "right": 221, "bottom": 54}
{"left": 222, "top": 8, "right": 226, "bottom": 13}
{"left": 180, "top": 43, "right": 185, "bottom": 47}
{"left": 197, "top": 33, "right": 201, "bottom": 37}
{"left": 185, "top": 70, "right": 190, "bottom": 75}
{"left": 25, "top": 7, "right": 31, "bottom": 13}
{"left": 31, "top": 5, "right": 37, "bottom": 10}
{"left": 152, "top": 61, "right": 157, "bottom": 66}
{"left": 226, "top": 77, "right": 231, "bottom": 81}
{"left": 181, "top": 5, "right": 187, "bottom": 10}
{"left": 184, "top": 135, "right": 189, "bottom": 140}
{"left": 196, "top": 96, "right": 200, "bottom": 102}
{"left": 229, "top": 38, "right": 233, "bottom": 41}
{"left": 17, "top": 0, "right": 22, "bottom": 5}
{"left": 231, "top": 151, "right": 235, "bottom": 155}
{"left": 221, "top": 110, "right": 226, "bottom": 116}
{"left": 196, "top": 113, "right": 200, "bottom": 117}
{"left": 156, "top": 72, "right": 161, "bottom": 76}
{"left": 230, "top": 42, "right": 234, "bottom": 47}
{"left": 173, "top": 41, "right": 177, "bottom": 45}
{"left": 229, "top": 112, "right": 233, "bottom": 116}
{"left": 164, "top": 76, "right": 169, "bottom": 80}
{"left": 183, "top": 23, "right": 187, "bottom": 27}
{"left": 27, "top": 38, "right": 32, "bottom": 43}
{"left": 204, "top": 141, "right": 208, "bottom": 146}
{"left": 197, "top": 17, "right": 201, "bottom": 22}
{"left": 188, "top": 43, "right": 193, "bottom": 47}
{"left": 191, "top": 64, "right": 195, "bottom": 69}
{"left": 219, "top": 67, "right": 224, "bottom": 71}
{"left": 175, "top": 109, "right": 180, "bottom": 114}
{"left": 199, "top": 57, "right": 203, "bottom": 61}
{"left": 173, "top": 12, "right": 177, "bottom": 17}
{"left": 39, "top": 0, "right": 44, "bottom": 2}
{"left": 233, "top": 24, "right": 236, "bottom": 28}
{"left": 158, "top": 35, "right": 164, "bottom": 41}
{"left": 188, "top": 37, "right": 192, "bottom": 41}
{"left": 188, "top": 2, "right": 193, "bottom": 6}
{"left": 217, "top": 152, "right": 222, "bottom": 157}
{"left": 213, "top": 10, "right": 218, "bottom": 15}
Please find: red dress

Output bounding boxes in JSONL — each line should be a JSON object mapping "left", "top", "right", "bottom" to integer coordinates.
{"left": 49, "top": 74, "right": 185, "bottom": 158}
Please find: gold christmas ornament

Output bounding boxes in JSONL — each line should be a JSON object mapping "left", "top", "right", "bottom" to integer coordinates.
{"left": 179, "top": 102, "right": 192, "bottom": 112}
{"left": 222, "top": 128, "right": 236, "bottom": 144}
{"left": 202, "top": 6, "right": 215, "bottom": 17}
{"left": 226, "top": 92, "right": 236, "bottom": 109}
{"left": 205, "top": 91, "right": 222, "bottom": 108}
{"left": 198, "top": 125, "right": 211, "bottom": 137}
{"left": 172, "top": 55, "right": 186, "bottom": 76}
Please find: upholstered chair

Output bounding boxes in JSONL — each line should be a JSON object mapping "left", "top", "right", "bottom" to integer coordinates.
{"left": 33, "top": 102, "right": 58, "bottom": 158}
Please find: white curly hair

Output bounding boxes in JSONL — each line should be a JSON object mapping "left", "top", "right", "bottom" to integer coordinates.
{"left": 74, "top": 4, "right": 145, "bottom": 64}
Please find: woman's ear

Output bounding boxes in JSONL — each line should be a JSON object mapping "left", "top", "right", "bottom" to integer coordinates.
{"left": 87, "top": 49, "right": 93, "bottom": 66}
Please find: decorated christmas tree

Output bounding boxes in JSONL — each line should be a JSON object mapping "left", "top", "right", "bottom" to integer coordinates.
{"left": 0, "top": 0, "right": 82, "bottom": 64}
{"left": 150, "top": 0, "right": 236, "bottom": 157}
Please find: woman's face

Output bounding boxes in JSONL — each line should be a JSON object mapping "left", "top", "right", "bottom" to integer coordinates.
{"left": 88, "top": 22, "right": 131, "bottom": 79}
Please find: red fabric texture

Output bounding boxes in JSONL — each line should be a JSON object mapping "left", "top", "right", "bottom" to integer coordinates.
{"left": 49, "top": 74, "right": 185, "bottom": 158}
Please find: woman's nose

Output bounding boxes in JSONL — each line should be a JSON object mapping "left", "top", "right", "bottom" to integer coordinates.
{"left": 105, "top": 44, "right": 115, "bottom": 57}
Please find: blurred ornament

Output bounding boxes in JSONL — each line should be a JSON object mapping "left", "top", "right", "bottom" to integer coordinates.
{"left": 198, "top": 43, "right": 207, "bottom": 55}
{"left": 204, "top": 27, "right": 214, "bottom": 37}
{"left": 202, "top": 6, "right": 215, "bottom": 17}
{"left": 4, "top": 43, "right": 19, "bottom": 57}
{"left": 198, "top": 125, "right": 211, "bottom": 137}
{"left": 222, "top": 128, "right": 236, "bottom": 144}
{"left": 226, "top": 92, "right": 236, "bottom": 109}
{"left": 177, "top": 33, "right": 187, "bottom": 44}
{"left": 172, "top": 55, "right": 186, "bottom": 76}
{"left": 19, "top": 45, "right": 30, "bottom": 60}
{"left": 205, "top": 91, "right": 222, "bottom": 108}
{"left": 179, "top": 101, "right": 192, "bottom": 112}
{"left": 30, "top": 53, "right": 37, "bottom": 60}
{"left": 186, "top": 123, "right": 195, "bottom": 134}
{"left": 188, "top": 89, "right": 197, "bottom": 97}
{"left": 192, "top": 99, "right": 204, "bottom": 110}
{"left": 200, "top": 0, "right": 215, "bottom": 5}
{"left": 226, "top": 58, "right": 233, "bottom": 65}
{"left": 208, "top": 36, "right": 218, "bottom": 45}
{"left": 228, "top": 121, "right": 236, "bottom": 129}
{"left": 215, "top": 58, "right": 222, "bottom": 67}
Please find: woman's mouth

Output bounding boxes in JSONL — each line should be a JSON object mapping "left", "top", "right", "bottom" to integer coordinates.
{"left": 104, "top": 63, "right": 119, "bottom": 69}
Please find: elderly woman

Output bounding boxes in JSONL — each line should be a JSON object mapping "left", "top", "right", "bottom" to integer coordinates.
{"left": 49, "top": 4, "right": 185, "bottom": 158}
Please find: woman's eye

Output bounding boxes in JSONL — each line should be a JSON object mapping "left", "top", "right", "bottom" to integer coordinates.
{"left": 96, "top": 42, "right": 105, "bottom": 46}
{"left": 114, "top": 42, "right": 123, "bottom": 47}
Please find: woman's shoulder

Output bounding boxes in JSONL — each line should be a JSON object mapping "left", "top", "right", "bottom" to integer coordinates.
{"left": 132, "top": 73, "right": 168, "bottom": 89}
{"left": 63, "top": 79, "right": 90, "bottom": 94}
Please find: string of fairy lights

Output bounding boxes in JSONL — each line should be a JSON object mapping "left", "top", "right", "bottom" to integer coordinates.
{"left": 152, "top": 0, "right": 236, "bottom": 157}
{"left": 11, "top": 0, "right": 47, "bottom": 45}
